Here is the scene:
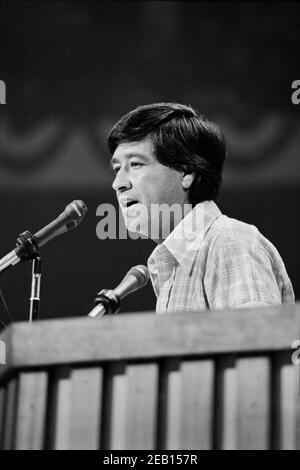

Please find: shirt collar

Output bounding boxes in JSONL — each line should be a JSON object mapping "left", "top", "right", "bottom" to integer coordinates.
{"left": 148, "top": 200, "right": 221, "bottom": 275}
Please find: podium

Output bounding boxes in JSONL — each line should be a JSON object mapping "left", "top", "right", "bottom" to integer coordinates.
{"left": 0, "top": 305, "right": 299, "bottom": 450}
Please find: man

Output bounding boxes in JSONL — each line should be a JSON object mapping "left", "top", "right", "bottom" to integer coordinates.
{"left": 108, "top": 102, "right": 295, "bottom": 313}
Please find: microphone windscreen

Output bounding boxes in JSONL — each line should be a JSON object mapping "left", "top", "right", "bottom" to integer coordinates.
{"left": 127, "top": 265, "right": 150, "bottom": 288}
{"left": 64, "top": 200, "right": 88, "bottom": 221}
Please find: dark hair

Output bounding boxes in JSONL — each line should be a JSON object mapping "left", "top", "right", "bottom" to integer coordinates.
{"left": 107, "top": 102, "right": 226, "bottom": 205}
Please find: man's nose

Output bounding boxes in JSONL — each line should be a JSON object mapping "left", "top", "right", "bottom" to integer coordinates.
{"left": 112, "top": 168, "right": 132, "bottom": 192}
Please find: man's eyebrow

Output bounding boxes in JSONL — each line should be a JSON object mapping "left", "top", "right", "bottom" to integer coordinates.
{"left": 110, "top": 153, "right": 149, "bottom": 168}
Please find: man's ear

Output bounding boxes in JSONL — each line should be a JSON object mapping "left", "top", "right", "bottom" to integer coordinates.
{"left": 182, "top": 171, "right": 195, "bottom": 190}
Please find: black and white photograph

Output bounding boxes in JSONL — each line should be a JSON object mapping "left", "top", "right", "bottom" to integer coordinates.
{"left": 0, "top": 0, "right": 299, "bottom": 452}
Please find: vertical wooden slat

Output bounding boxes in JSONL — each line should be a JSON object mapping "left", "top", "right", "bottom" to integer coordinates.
{"left": 53, "top": 366, "right": 103, "bottom": 450}
{"left": 180, "top": 359, "right": 214, "bottom": 449}
{"left": 15, "top": 371, "right": 48, "bottom": 450}
{"left": 3, "top": 377, "right": 18, "bottom": 450}
{"left": 273, "top": 352, "right": 300, "bottom": 450}
{"left": 215, "top": 355, "right": 238, "bottom": 450}
{"left": 105, "top": 362, "right": 127, "bottom": 449}
{"left": 124, "top": 363, "right": 158, "bottom": 449}
{"left": 163, "top": 358, "right": 215, "bottom": 450}
{"left": 236, "top": 357, "right": 271, "bottom": 450}
{"left": 159, "top": 358, "right": 181, "bottom": 449}
{"left": 0, "top": 387, "right": 5, "bottom": 449}
{"left": 69, "top": 367, "right": 103, "bottom": 450}
{"left": 53, "top": 366, "right": 72, "bottom": 450}
{"left": 105, "top": 362, "right": 159, "bottom": 450}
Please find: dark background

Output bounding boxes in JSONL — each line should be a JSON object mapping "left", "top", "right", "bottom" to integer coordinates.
{"left": 0, "top": 1, "right": 299, "bottom": 328}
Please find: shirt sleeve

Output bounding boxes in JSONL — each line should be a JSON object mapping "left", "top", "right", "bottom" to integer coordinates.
{"left": 204, "top": 239, "right": 282, "bottom": 310}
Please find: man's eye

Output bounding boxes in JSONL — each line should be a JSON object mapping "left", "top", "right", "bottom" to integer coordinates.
{"left": 113, "top": 167, "right": 120, "bottom": 174}
{"left": 131, "top": 161, "right": 143, "bottom": 168}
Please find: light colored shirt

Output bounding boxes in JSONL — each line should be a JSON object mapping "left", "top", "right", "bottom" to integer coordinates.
{"left": 147, "top": 200, "right": 295, "bottom": 313}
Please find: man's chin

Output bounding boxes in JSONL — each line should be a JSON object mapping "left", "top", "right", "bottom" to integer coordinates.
{"left": 121, "top": 204, "right": 148, "bottom": 236}
{"left": 122, "top": 211, "right": 154, "bottom": 238}
{"left": 124, "top": 219, "right": 150, "bottom": 238}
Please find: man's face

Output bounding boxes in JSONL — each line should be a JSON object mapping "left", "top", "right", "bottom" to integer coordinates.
{"left": 111, "top": 136, "right": 193, "bottom": 240}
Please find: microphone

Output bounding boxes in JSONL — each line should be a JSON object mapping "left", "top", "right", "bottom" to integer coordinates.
{"left": 88, "top": 265, "right": 149, "bottom": 318}
{"left": 0, "top": 200, "right": 88, "bottom": 273}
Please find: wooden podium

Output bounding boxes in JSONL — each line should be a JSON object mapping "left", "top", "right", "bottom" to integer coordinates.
{"left": 0, "top": 305, "right": 299, "bottom": 450}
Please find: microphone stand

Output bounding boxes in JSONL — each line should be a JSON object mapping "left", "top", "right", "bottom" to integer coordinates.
{"left": 12, "top": 231, "right": 42, "bottom": 322}
{"left": 29, "top": 257, "right": 42, "bottom": 322}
